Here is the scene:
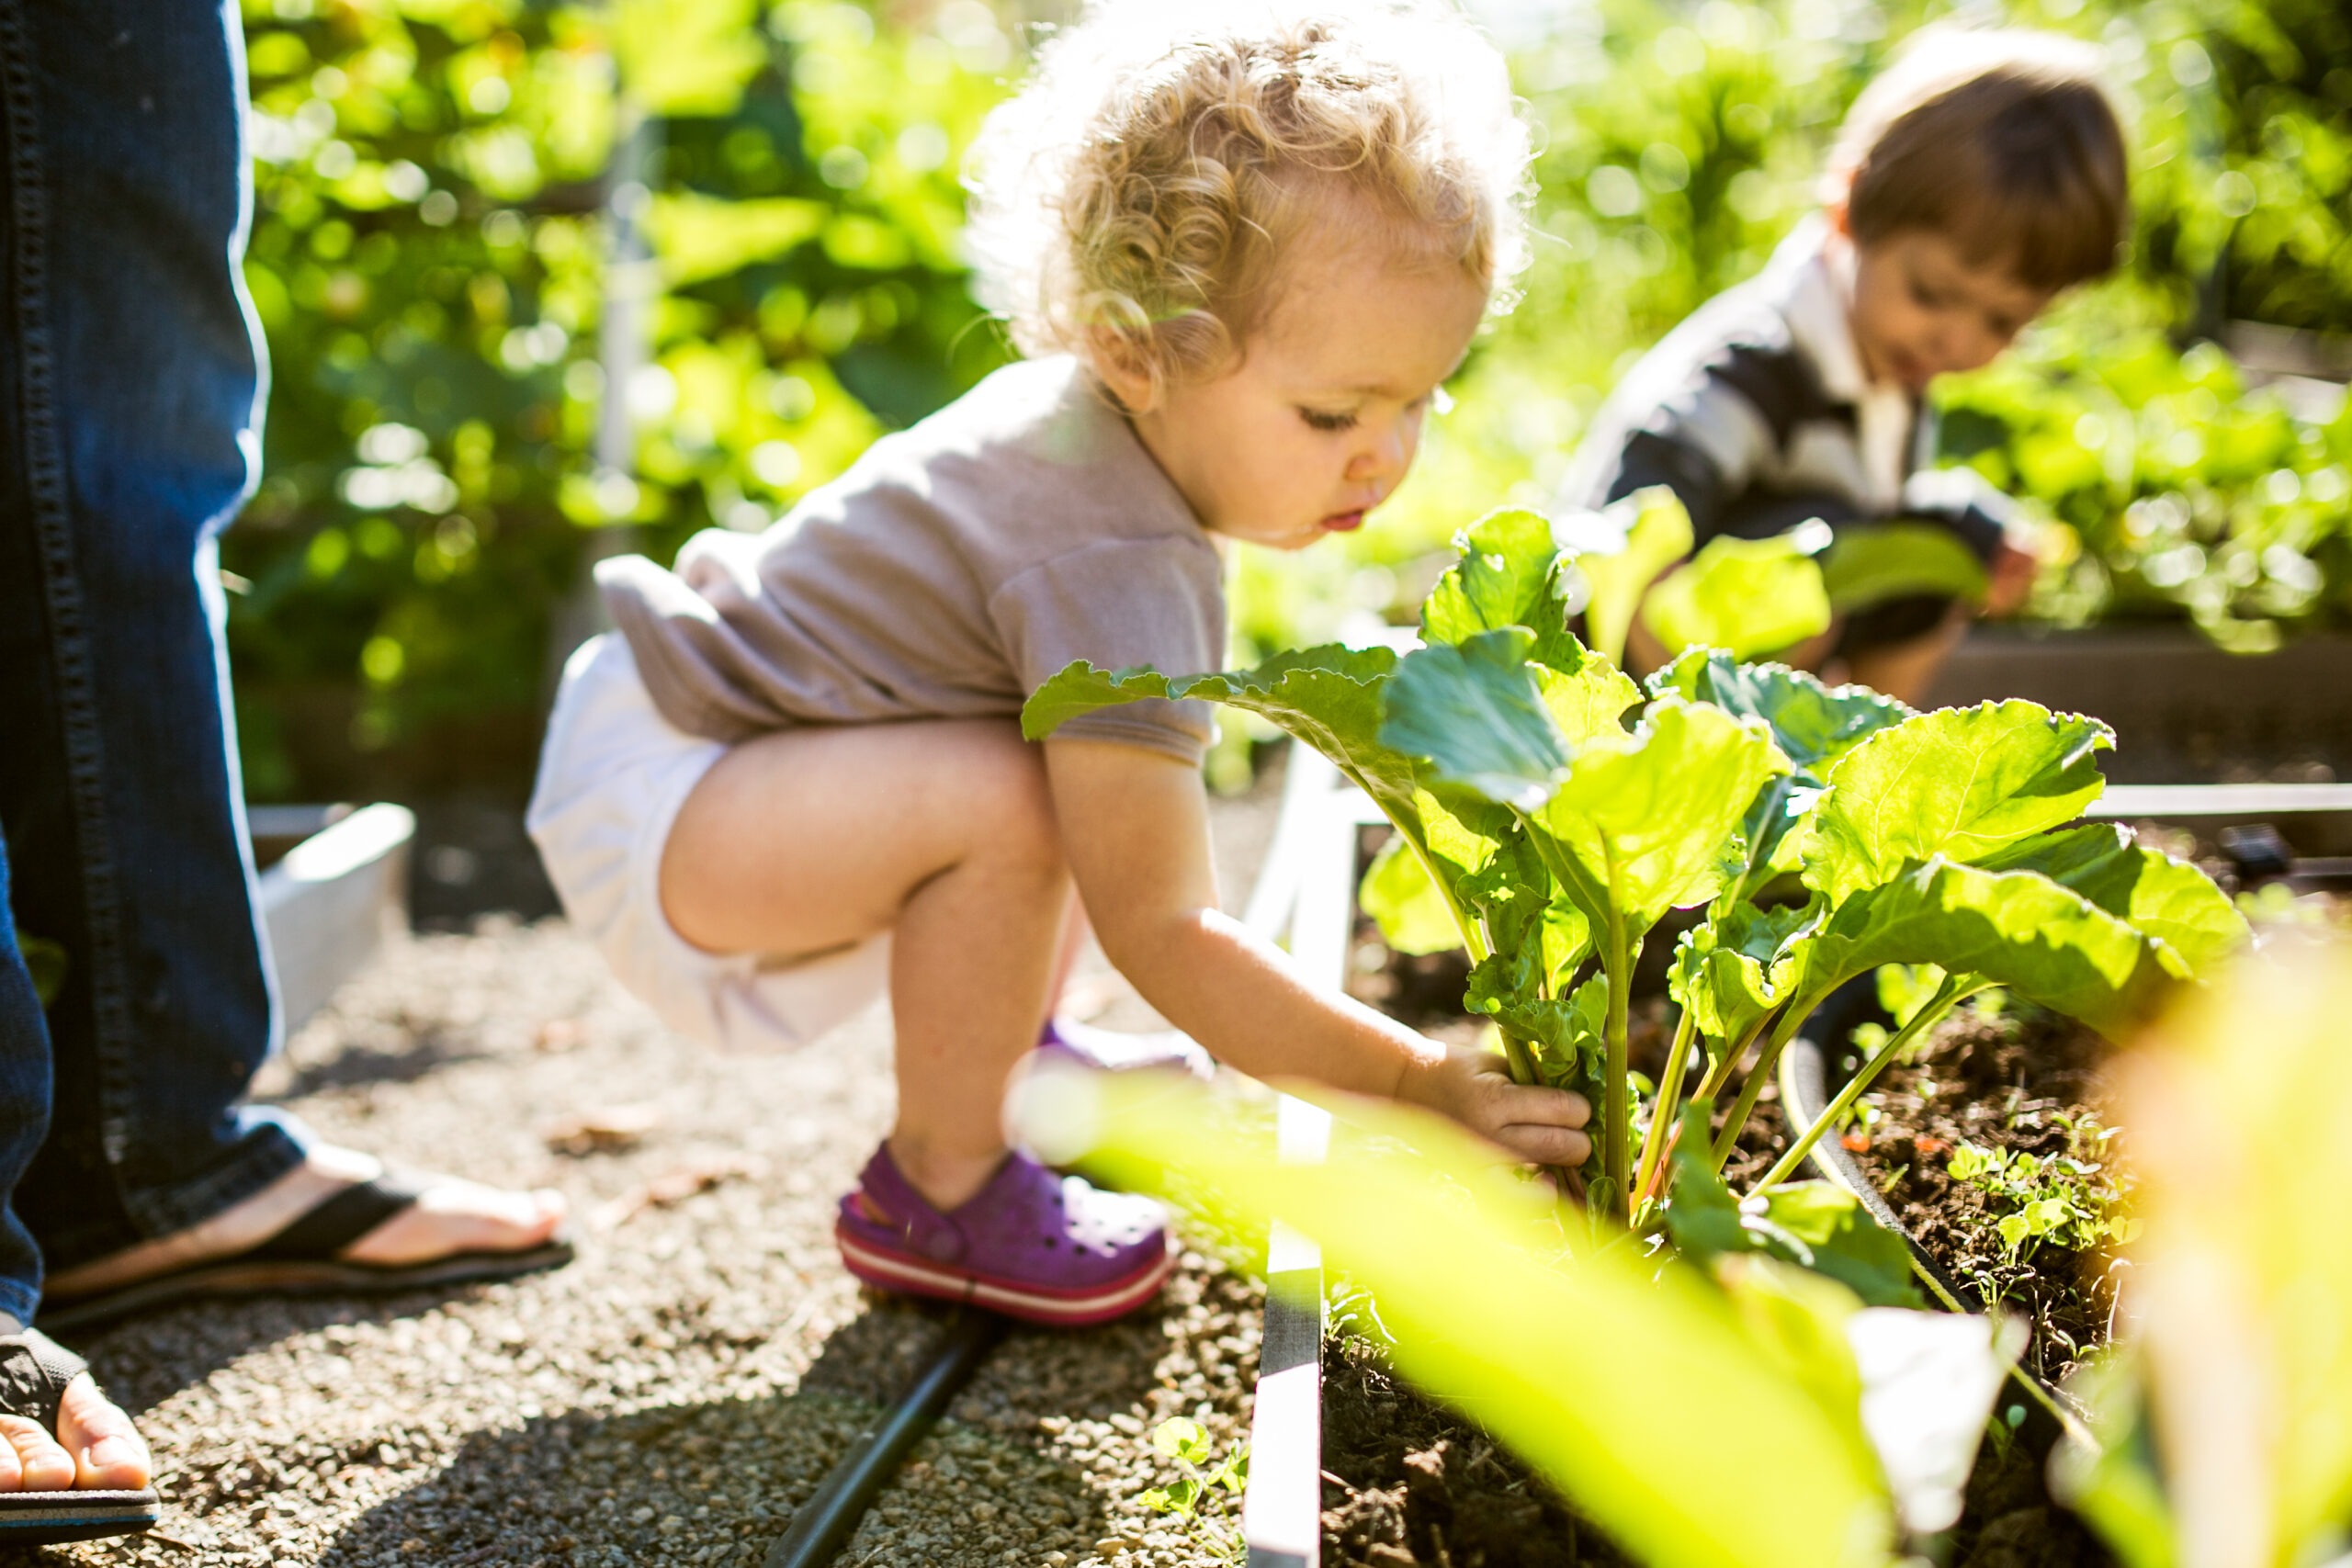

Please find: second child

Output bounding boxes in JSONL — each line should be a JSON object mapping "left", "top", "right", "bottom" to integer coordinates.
{"left": 1559, "top": 28, "right": 2130, "bottom": 703}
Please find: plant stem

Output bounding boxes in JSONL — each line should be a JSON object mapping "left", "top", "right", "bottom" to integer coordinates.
{"left": 1693, "top": 1014, "right": 1765, "bottom": 1104}
{"left": 1498, "top": 1028, "right": 1538, "bottom": 1086}
{"left": 1708, "top": 990, "right": 1826, "bottom": 1171}
{"left": 1631, "top": 1005, "right": 1697, "bottom": 1207}
{"left": 1600, "top": 904, "right": 1633, "bottom": 1213}
{"left": 1753, "top": 976, "right": 1977, "bottom": 1191}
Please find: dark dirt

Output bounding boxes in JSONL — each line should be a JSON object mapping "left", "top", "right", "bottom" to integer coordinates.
{"left": 1320, "top": 1336, "right": 1633, "bottom": 1568}
{"left": 1327, "top": 901, "right": 2126, "bottom": 1563}
{"left": 1838, "top": 1005, "right": 2124, "bottom": 1387}
{"left": 1320, "top": 1325, "right": 2112, "bottom": 1567}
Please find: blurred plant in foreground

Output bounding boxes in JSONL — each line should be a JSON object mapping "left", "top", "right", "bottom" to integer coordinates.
{"left": 2055, "top": 932, "right": 2352, "bottom": 1567}
{"left": 1016, "top": 1067, "right": 2018, "bottom": 1566}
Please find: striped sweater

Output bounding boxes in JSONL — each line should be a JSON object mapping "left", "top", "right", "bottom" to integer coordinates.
{"left": 1556, "top": 220, "right": 2008, "bottom": 558}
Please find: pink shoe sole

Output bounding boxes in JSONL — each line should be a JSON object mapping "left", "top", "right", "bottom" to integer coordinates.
{"left": 835, "top": 1220, "right": 1176, "bottom": 1326}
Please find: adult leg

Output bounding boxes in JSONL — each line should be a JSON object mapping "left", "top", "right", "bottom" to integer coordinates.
{"left": 0, "top": 827, "right": 150, "bottom": 1495}
{"left": 0, "top": 0, "right": 555, "bottom": 1311}
{"left": 662, "top": 720, "right": 1072, "bottom": 1212}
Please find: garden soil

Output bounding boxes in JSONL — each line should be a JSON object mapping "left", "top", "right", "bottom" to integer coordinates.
{"left": 21, "top": 771, "right": 1287, "bottom": 1568}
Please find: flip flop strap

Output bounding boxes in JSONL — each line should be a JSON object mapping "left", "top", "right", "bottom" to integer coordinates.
{"left": 249, "top": 1171, "right": 429, "bottom": 1263}
{"left": 0, "top": 1328, "right": 88, "bottom": 1432}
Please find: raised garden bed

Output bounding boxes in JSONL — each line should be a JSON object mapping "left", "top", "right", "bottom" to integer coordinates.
{"left": 1226, "top": 741, "right": 2347, "bottom": 1568}
{"left": 1923, "top": 625, "right": 2352, "bottom": 785}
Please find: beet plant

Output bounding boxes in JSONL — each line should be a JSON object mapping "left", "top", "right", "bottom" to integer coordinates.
{"left": 1023, "top": 496, "right": 2246, "bottom": 1253}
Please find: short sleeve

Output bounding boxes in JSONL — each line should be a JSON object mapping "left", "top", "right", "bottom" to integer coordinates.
{"left": 989, "top": 536, "right": 1226, "bottom": 765}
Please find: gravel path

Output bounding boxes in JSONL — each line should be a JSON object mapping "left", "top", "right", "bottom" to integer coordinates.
{"left": 18, "top": 772, "right": 1284, "bottom": 1568}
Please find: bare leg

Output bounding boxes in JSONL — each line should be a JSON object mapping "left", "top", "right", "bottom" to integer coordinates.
{"left": 662, "top": 719, "right": 1070, "bottom": 1213}
{"left": 1831, "top": 606, "right": 1971, "bottom": 708}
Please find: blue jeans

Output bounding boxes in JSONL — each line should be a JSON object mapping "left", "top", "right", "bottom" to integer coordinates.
{"left": 0, "top": 0, "right": 309, "bottom": 1325}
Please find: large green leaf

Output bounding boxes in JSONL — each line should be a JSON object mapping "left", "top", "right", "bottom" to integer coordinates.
{"left": 1671, "top": 902, "right": 1814, "bottom": 1050}
{"left": 1821, "top": 523, "right": 1990, "bottom": 611}
{"left": 1360, "top": 835, "right": 1465, "bottom": 956}
{"left": 1976, "top": 825, "right": 2248, "bottom": 980}
{"left": 1024, "top": 641, "right": 1417, "bottom": 813}
{"left": 1026, "top": 645, "right": 1505, "bottom": 958}
{"left": 1651, "top": 650, "right": 1912, "bottom": 882}
{"left": 1531, "top": 699, "right": 1788, "bottom": 934}
{"left": 1036, "top": 1077, "right": 1896, "bottom": 1568}
{"left": 1420, "top": 508, "right": 1584, "bottom": 671}
{"left": 1651, "top": 650, "right": 1914, "bottom": 777}
{"left": 1804, "top": 702, "right": 2115, "bottom": 904}
{"left": 1557, "top": 486, "right": 1695, "bottom": 665}
{"left": 1754, "top": 1183, "right": 1922, "bottom": 1308}
{"left": 1665, "top": 1131, "right": 1916, "bottom": 1306}
{"left": 1801, "top": 858, "right": 2165, "bottom": 1038}
{"left": 1380, "top": 630, "right": 1571, "bottom": 813}
{"left": 1641, "top": 533, "right": 1834, "bottom": 660}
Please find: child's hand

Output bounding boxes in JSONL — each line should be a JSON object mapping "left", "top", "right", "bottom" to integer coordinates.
{"left": 1985, "top": 538, "right": 2037, "bottom": 616}
{"left": 1397, "top": 1044, "right": 1593, "bottom": 1168}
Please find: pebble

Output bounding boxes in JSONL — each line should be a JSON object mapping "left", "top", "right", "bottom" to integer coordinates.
{"left": 45, "top": 770, "right": 1283, "bottom": 1568}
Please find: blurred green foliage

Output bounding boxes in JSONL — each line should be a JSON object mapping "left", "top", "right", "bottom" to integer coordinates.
{"left": 221, "top": 0, "right": 2352, "bottom": 800}
{"left": 225, "top": 0, "right": 1010, "bottom": 797}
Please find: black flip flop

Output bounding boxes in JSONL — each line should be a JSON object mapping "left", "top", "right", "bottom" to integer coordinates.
{"left": 0, "top": 1327, "right": 159, "bottom": 1546}
{"left": 37, "top": 1172, "right": 575, "bottom": 1335}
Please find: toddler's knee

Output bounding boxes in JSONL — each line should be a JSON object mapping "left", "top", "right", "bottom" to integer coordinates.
{"left": 963, "top": 729, "right": 1066, "bottom": 874}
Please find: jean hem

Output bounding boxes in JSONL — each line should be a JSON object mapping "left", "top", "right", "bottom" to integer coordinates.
{"left": 0, "top": 1280, "right": 35, "bottom": 1331}
{"left": 119, "top": 1112, "right": 311, "bottom": 1245}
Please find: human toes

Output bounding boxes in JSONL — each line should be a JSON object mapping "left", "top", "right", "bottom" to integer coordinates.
{"left": 53, "top": 1372, "right": 150, "bottom": 1491}
{"left": 340, "top": 1179, "right": 567, "bottom": 1267}
{"left": 0, "top": 1413, "right": 76, "bottom": 1493}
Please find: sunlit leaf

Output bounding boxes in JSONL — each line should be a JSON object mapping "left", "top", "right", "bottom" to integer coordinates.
{"left": 1804, "top": 702, "right": 2114, "bottom": 905}
{"left": 1641, "top": 533, "right": 1832, "bottom": 660}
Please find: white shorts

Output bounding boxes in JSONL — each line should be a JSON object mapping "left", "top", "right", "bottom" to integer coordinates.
{"left": 526, "top": 633, "right": 891, "bottom": 1052}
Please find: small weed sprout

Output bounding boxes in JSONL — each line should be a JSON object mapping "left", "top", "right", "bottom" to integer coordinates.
{"left": 1946, "top": 1109, "right": 2138, "bottom": 1269}
{"left": 1139, "top": 1417, "right": 1247, "bottom": 1554}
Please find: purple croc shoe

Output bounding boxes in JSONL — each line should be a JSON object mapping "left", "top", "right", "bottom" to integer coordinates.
{"left": 835, "top": 1145, "right": 1175, "bottom": 1326}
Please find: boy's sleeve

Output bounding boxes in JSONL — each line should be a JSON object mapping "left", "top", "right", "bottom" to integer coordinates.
{"left": 1900, "top": 468, "right": 2012, "bottom": 563}
{"left": 1589, "top": 333, "right": 1826, "bottom": 540}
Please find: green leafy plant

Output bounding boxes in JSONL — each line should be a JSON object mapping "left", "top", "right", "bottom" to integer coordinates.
{"left": 1137, "top": 1416, "right": 1247, "bottom": 1556}
{"left": 2049, "top": 935, "right": 2352, "bottom": 1567}
{"left": 1021, "top": 1068, "right": 2021, "bottom": 1566}
{"left": 1023, "top": 508, "right": 2246, "bottom": 1253}
{"left": 1946, "top": 1111, "right": 2139, "bottom": 1269}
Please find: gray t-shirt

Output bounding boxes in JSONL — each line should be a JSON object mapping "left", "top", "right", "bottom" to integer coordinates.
{"left": 597, "top": 356, "right": 1226, "bottom": 764}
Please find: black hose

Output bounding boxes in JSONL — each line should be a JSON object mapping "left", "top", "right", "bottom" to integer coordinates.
{"left": 763, "top": 1308, "right": 1012, "bottom": 1568}
{"left": 1778, "top": 1035, "right": 2089, "bottom": 1442}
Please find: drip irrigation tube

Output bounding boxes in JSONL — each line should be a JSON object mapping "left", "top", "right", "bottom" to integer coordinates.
{"left": 1777, "top": 1037, "right": 2089, "bottom": 1445}
{"left": 763, "top": 1309, "right": 1011, "bottom": 1568}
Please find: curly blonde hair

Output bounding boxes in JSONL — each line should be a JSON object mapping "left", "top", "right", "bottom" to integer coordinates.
{"left": 965, "top": 0, "right": 1531, "bottom": 399}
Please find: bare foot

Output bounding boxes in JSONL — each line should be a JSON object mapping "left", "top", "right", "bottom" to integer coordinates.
{"left": 42, "top": 1144, "right": 566, "bottom": 1302}
{"left": 0, "top": 1312, "right": 151, "bottom": 1496}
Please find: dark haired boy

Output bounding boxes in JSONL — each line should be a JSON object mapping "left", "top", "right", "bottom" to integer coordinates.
{"left": 1558, "top": 28, "right": 2130, "bottom": 702}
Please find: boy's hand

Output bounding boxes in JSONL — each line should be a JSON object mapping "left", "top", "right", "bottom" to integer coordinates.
{"left": 1396, "top": 1044, "right": 1592, "bottom": 1168}
{"left": 1985, "top": 538, "right": 2037, "bottom": 616}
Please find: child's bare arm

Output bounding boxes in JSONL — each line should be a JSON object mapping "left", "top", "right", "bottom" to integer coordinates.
{"left": 1043, "top": 738, "right": 1591, "bottom": 1167}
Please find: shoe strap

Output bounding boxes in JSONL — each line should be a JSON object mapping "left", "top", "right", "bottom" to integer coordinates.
{"left": 0, "top": 1327, "right": 89, "bottom": 1431}
{"left": 250, "top": 1171, "right": 430, "bottom": 1262}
